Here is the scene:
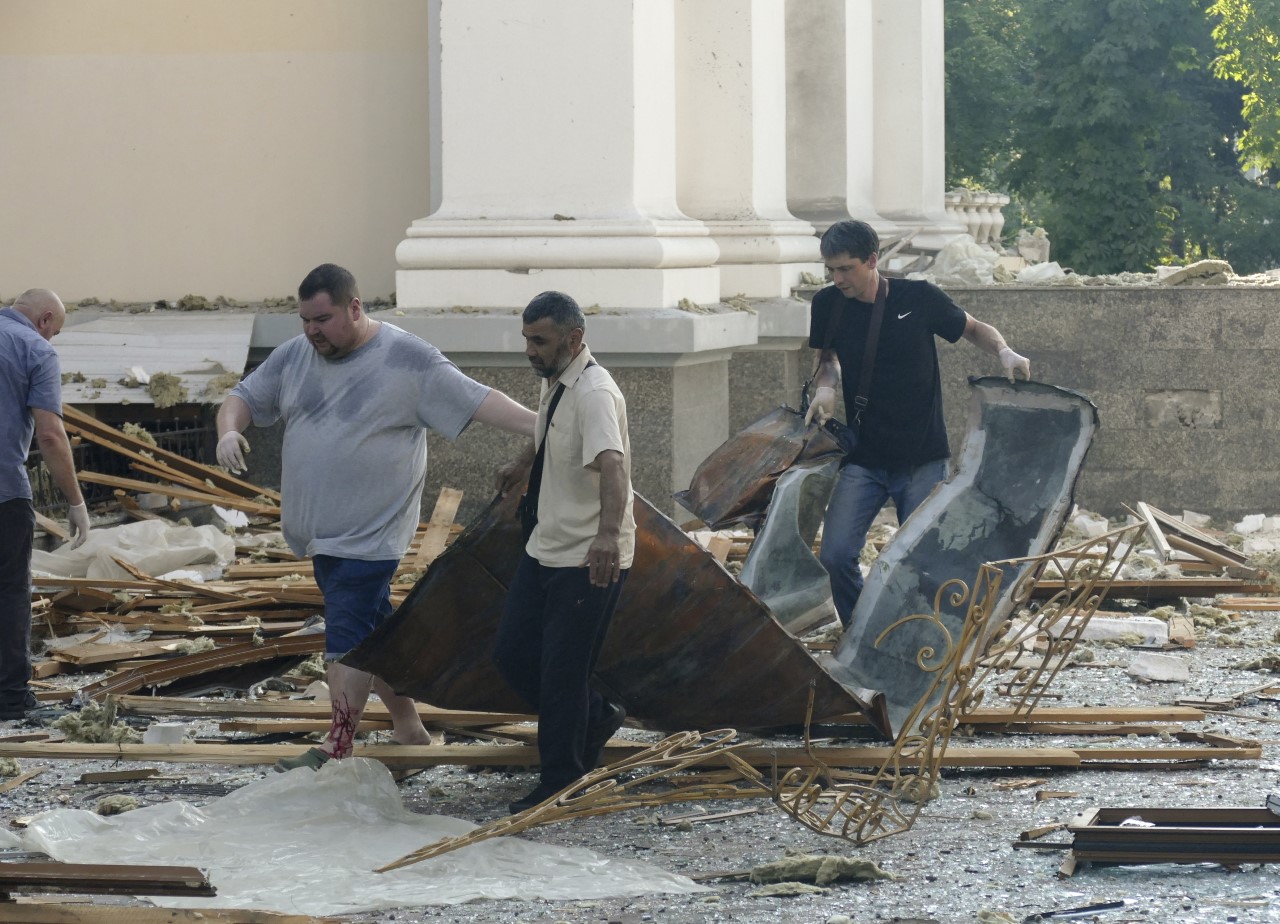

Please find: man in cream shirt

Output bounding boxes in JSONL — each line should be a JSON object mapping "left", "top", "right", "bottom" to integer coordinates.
{"left": 494, "top": 290, "right": 635, "bottom": 815}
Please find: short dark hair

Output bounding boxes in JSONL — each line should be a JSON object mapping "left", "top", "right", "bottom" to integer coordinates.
{"left": 298, "top": 263, "right": 359, "bottom": 306}
{"left": 819, "top": 220, "right": 880, "bottom": 262}
{"left": 522, "top": 290, "right": 585, "bottom": 332}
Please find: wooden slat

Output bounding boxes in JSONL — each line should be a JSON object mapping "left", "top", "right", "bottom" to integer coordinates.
{"left": 113, "top": 694, "right": 533, "bottom": 726}
{"left": 1031, "top": 578, "right": 1277, "bottom": 600}
{"left": 1214, "top": 597, "right": 1280, "bottom": 611}
{"left": 0, "top": 905, "right": 337, "bottom": 923}
{"left": 0, "top": 862, "right": 213, "bottom": 897}
{"left": 77, "top": 472, "right": 278, "bottom": 517}
{"left": 34, "top": 512, "right": 71, "bottom": 541}
{"left": 0, "top": 739, "right": 1258, "bottom": 769}
{"left": 62, "top": 404, "right": 281, "bottom": 503}
{"left": 412, "top": 487, "right": 463, "bottom": 570}
{"left": 217, "top": 719, "right": 390, "bottom": 735}
{"left": 825, "top": 705, "right": 1207, "bottom": 726}
{"left": 78, "top": 636, "right": 324, "bottom": 700}
{"left": 0, "top": 767, "right": 46, "bottom": 794}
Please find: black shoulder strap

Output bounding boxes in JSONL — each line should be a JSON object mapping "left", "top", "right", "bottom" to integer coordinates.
{"left": 526, "top": 359, "right": 596, "bottom": 507}
{"left": 850, "top": 275, "right": 889, "bottom": 423}
{"left": 525, "top": 383, "right": 566, "bottom": 512}
{"left": 804, "top": 275, "right": 889, "bottom": 423}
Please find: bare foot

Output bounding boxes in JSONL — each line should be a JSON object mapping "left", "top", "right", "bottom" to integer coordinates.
{"left": 389, "top": 730, "right": 442, "bottom": 746}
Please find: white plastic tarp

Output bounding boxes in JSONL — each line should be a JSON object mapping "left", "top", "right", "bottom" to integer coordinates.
{"left": 31, "top": 519, "right": 235, "bottom": 581}
{"left": 20, "top": 758, "right": 707, "bottom": 915}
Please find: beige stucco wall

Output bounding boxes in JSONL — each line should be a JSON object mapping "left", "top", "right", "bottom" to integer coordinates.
{"left": 0, "top": 0, "right": 430, "bottom": 302}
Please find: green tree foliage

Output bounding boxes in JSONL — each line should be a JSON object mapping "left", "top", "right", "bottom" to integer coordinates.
{"left": 944, "top": 0, "right": 1029, "bottom": 188}
{"left": 945, "top": 0, "right": 1280, "bottom": 275}
{"left": 1209, "top": 0, "right": 1280, "bottom": 171}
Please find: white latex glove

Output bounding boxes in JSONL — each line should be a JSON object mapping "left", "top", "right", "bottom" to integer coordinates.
{"left": 998, "top": 347, "right": 1031, "bottom": 382}
{"left": 66, "top": 502, "right": 90, "bottom": 550}
{"left": 217, "top": 430, "right": 251, "bottom": 474}
{"left": 804, "top": 386, "right": 836, "bottom": 426}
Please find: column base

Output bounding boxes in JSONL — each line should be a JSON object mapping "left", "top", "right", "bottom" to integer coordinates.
{"left": 719, "top": 262, "right": 825, "bottom": 299}
{"left": 395, "top": 266, "right": 722, "bottom": 311}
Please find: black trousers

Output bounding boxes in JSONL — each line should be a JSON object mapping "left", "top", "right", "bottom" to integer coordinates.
{"left": 493, "top": 553, "right": 627, "bottom": 787}
{"left": 0, "top": 498, "right": 35, "bottom": 705}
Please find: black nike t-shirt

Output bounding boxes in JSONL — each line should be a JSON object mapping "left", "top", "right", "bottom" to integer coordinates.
{"left": 808, "top": 278, "right": 967, "bottom": 469}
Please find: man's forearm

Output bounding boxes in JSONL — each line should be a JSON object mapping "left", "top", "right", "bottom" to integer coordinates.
{"left": 595, "top": 450, "right": 627, "bottom": 539}
{"left": 33, "top": 412, "right": 84, "bottom": 506}
{"left": 473, "top": 390, "right": 537, "bottom": 438}
{"left": 217, "top": 395, "right": 252, "bottom": 436}
{"left": 811, "top": 350, "right": 842, "bottom": 391}
{"left": 962, "top": 315, "right": 1010, "bottom": 356}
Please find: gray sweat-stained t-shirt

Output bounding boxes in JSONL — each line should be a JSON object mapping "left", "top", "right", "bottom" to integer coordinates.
{"left": 230, "top": 323, "right": 489, "bottom": 560}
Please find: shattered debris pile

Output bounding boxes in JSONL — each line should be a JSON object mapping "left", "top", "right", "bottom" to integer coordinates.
{"left": 4, "top": 412, "right": 1280, "bottom": 921}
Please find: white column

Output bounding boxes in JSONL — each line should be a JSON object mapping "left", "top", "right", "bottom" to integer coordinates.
{"left": 784, "top": 0, "right": 890, "bottom": 235}
{"left": 675, "top": 0, "right": 822, "bottom": 298}
{"left": 396, "top": 0, "right": 721, "bottom": 309}
{"left": 870, "top": 0, "right": 965, "bottom": 243}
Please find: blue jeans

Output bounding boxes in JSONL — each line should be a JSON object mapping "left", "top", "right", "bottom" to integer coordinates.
{"left": 312, "top": 555, "right": 399, "bottom": 658}
{"left": 819, "top": 459, "right": 948, "bottom": 626}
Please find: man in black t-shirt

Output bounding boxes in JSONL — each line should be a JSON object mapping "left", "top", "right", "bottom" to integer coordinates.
{"left": 804, "top": 220, "right": 1030, "bottom": 627}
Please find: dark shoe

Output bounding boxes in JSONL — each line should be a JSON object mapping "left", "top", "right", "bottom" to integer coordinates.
{"left": 508, "top": 781, "right": 567, "bottom": 815}
{"left": 273, "top": 746, "right": 333, "bottom": 773}
{"left": 0, "top": 691, "right": 37, "bottom": 721}
{"left": 583, "top": 701, "right": 626, "bottom": 771}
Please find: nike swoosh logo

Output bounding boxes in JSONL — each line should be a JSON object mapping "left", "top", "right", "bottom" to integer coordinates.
{"left": 897, "top": 311, "right": 912, "bottom": 319}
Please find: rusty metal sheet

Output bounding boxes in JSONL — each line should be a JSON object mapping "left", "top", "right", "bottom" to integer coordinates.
{"left": 346, "top": 491, "right": 887, "bottom": 734}
{"left": 828, "top": 377, "right": 1099, "bottom": 739}
{"left": 674, "top": 406, "right": 845, "bottom": 529}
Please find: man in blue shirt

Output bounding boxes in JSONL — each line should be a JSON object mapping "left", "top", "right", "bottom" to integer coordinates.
{"left": 1, "top": 289, "right": 91, "bottom": 721}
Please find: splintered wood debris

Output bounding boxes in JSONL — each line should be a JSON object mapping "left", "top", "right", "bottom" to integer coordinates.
{"left": 10, "top": 409, "right": 1280, "bottom": 918}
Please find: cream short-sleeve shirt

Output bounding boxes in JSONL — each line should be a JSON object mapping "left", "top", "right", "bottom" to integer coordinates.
{"left": 527, "top": 345, "right": 636, "bottom": 568}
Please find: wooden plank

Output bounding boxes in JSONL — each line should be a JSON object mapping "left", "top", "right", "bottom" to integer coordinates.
{"left": 1142, "top": 503, "right": 1251, "bottom": 565}
{"left": 412, "top": 487, "right": 463, "bottom": 570}
{"left": 113, "top": 695, "right": 533, "bottom": 726}
{"left": 50, "top": 639, "right": 184, "bottom": 667}
{"left": 77, "top": 636, "right": 324, "bottom": 700}
{"left": 1134, "top": 501, "right": 1175, "bottom": 561}
{"left": 1214, "top": 597, "right": 1280, "bottom": 611}
{"left": 32, "top": 660, "right": 65, "bottom": 679}
{"left": 34, "top": 512, "right": 71, "bottom": 542}
{"left": 77, "top": 472, "right": 278, "bottom": 517}
{"left": 0, "top": 862, "right": 213, "bottom": 897}
{"left": 0, "top": 906, "right": 338, "bottom": 924}
{"left": 705, "top": 535, "right": 732, "bottom": 564}
{"left": 62, "top": 404, "right": 281, "bottom": 503}
{"left": 1031, "top": 578, "right": 1277, "bottom": 600}
{"left": 223, "top": 561, "right": 316, "bottom": 579}
{"left": 78, "top": 768, "right": 161, "bottom": 784}
{"left": 0, "top": 739, "right": 1258, "bottom": 769}
{"left": 1166, "top": 534, "right": 1252, "bottom": 573}
{"left": 217, "top": 719, "right": 390, "bottom": 735}
{"left": 129, "top": 459, "right": 239, "bottom": 499}
{"left": 0, "top": 767, "right": 47, "bottom": 794}
{"left": 820, "top": 705, "right": 1207, "bottom": 726}
{"left": 49, "top": 588, "right": 119, "bottom": 613}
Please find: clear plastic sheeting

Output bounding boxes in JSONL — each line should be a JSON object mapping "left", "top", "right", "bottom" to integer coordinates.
{"left": 909, "top": 233, "right": 1000, "bottom": 286}
{"left": 31, "top": 519, "right": 235, "bottom": 580}
{"left": 19, "top": 758, "right": 707, "bottom": 915}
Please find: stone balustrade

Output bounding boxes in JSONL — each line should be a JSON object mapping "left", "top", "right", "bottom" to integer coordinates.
{"left": 944, "top": 190, "right": 1010, "bottom": 246}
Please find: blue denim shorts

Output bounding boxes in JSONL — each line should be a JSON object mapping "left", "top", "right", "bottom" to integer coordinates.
{"left": 312, "top": 555, "right": 400, "bottom": 659}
